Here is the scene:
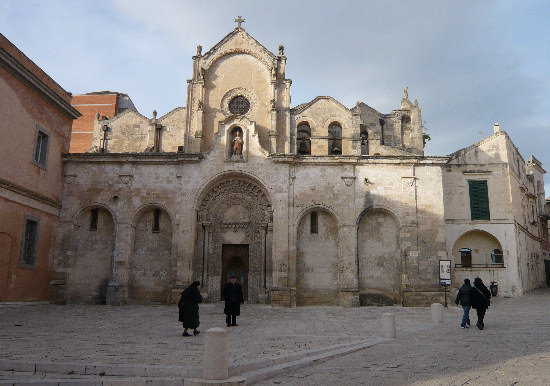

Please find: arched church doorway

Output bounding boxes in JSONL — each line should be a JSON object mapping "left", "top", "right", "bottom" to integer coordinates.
{"left": 196, "top": 175, "right": 272, "bottom": 303}
{"left": 221, "top": 245, "right": 248, "bottom": 300}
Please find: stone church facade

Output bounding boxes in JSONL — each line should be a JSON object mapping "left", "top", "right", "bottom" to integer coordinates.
{"left": 52, "top": 23, "right": 548, "bottom": 307}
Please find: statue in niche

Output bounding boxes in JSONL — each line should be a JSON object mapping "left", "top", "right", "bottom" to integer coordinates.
{"left": 230, "top": 129, "right": 244, "bottom": 159}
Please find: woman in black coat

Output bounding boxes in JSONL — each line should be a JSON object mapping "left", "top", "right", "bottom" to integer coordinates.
{"left": 470, "top": 277, "right": 491, "bottom": 330}
{"left": 178, "top": 281, "right": 202, "bottom": 336}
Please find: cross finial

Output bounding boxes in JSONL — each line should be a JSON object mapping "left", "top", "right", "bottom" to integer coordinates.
{"left": 235, "top": 16, "right": 245, "bottom": 29}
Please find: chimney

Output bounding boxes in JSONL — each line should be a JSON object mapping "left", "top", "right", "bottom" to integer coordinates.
{"left": 494, "top": 123, "right": 500, "bottom": 133}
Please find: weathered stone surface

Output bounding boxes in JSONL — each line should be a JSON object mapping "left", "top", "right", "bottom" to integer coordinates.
{"left": 52, "top": 26, "right": 547, "bottom": 307}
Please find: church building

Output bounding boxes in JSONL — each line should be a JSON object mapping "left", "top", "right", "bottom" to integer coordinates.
{"left": 52, "top": 20, "right": 549, "bottom": 307}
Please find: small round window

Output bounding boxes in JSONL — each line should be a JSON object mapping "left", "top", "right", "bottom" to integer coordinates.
{"left": 228, "top": 95, "right": 250, "bottom": 115}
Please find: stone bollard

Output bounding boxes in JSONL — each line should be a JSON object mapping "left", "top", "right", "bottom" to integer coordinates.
{"left": 431, "top": 303, "right": 443, "bottom": 323}
{"left": 185, "top": 328, "right": 246, "bottom": 386}
{"left": 382, "top": 313, "right": 396, "bottom": 338}
{"left": 203, "top": 328, "right": 229, "bottom": 380}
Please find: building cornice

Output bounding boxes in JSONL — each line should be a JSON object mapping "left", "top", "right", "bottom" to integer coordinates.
{"left": 0, "top": 178, "right": 61, "bottom": 210}
{"left": 63, "top": 152, "right": 203, "bottom": 164}
{"left": 0, "top": 46, "right": 81, "bottom": 119}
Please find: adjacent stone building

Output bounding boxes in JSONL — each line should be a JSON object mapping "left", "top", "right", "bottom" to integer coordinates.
{"left": 53, "top": 23, "right": 548, "bottom": 306}
{"left": 70, "top": 91, "right": 136, "bottom": 153}
{"left": 0, "top": 33, "right": 80, "bottom": 301}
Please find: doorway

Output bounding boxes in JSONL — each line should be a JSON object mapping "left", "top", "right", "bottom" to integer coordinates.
{"left": 0, "top": 233, "right": 13, "bottom": 301}
{"left": 222, "top": 244, "right": 249, "bottom": 300}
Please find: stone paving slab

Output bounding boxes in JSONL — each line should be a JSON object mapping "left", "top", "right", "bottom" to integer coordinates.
{"left": 257, "top": 288, "right": 550, "bottom": 385}
{"left": 0, "top": 302, "right": 430, "bottom": 369}
{"left": 3, "top": 289, "right": 550, "bottom": 384}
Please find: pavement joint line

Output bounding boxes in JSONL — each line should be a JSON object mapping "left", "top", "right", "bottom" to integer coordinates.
{"left": 243, "top": 337, "right": 391, "bottom": 384}
{"left": 0, "top": 337, "right": 389, "bottom": 380}
{"left": 0, "top": 338, "right": 391, "bottom": 385}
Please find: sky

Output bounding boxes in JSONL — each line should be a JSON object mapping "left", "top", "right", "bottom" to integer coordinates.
{"left": 2, "top": 0, "right": 549, "bottom": 193}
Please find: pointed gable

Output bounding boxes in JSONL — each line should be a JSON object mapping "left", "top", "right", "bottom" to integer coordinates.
{"left": 201, "top": 28, "right": 277, "bottom": 71}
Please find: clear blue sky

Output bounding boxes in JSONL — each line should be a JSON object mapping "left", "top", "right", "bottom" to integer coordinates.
{"left": 2, "top": 0, "right": 549, "bottom": 194}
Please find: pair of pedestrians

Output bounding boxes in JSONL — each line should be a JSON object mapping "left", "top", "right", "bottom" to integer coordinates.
{"left": 177, "top": 276, "right": 244, "bottom": 336}
{"left": 455, "top": 278, "right": 492, "bottom": 329}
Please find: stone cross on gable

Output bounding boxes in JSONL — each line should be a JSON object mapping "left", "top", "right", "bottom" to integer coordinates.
{"left": 235, "top": 16, "right": 245, "bottom": 29}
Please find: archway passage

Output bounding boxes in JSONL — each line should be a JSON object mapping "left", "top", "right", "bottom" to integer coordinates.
{"left": 221, "top": 245, "right": 249, "bottom": 300}
{"left": 0, "top": 233, "right": 13, "bottom": 301}
{"left": 357, "top": 209, "right": 400, "bottom": 305}
{"left": 452, "top": 230, "right": 503, "bottom": 268}
{"left": 296, "top": 210, "right": 339, "bottom": 306}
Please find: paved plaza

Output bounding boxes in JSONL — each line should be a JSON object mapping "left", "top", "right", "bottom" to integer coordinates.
{"left": 1, "top": 288, "right": 550, "bottom": 385}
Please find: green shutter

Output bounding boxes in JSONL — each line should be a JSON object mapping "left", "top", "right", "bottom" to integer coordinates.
{"left": 468, "top": 180, "right": 490, "bottom": 220}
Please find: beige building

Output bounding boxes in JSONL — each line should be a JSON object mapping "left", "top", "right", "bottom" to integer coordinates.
{"left": 0, "top": 33, "right": 80, "bottom": 301}
{"left": 52, "top": 24, "right": 548, "bottom": 306}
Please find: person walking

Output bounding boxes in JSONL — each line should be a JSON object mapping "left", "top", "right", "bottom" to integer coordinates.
{"left": 455, "top": 278, "right": 473, "bottom": 328}
{"left": 178, "top": 281, "right": 202, "bottom": 336}
{"left": 471, "top": 277, "right": 491, "bottom": 330}
{"left": 222, "top": 275, "right": 244, "bottom": 327}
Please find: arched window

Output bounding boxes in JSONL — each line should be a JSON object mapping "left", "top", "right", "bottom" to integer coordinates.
{"left": 297, "top": 123, "right": 311, "bottom": 155}
{"left": 491, "top": 249, "right": 503, "bottom": 265}
{"left": 152, "top": 208, "right": 161, "bottom": 233}
{"left": 460, "top": 248, "right": 472, "bottom": 267}
{"left": 310, "top": 211, "right": 318, "bottom": 234}
{"left": 90, "top": 208, "right": 99, "bottom": 231}
{"left": 328, "top": 123, "right": 342, "bottom": 155}
{"left": 360, "top": 125, "right": 368, "bottom": 155}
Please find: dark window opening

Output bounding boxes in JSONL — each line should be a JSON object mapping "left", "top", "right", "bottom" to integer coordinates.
{"left": 460, "top": 248, "right": 472, "bottom": 267}
{"left": 33, "top": 127, "right": 49, "bottom": 169}
{"left": 310, "top": 211, "right": 318, "bottom": 234}
{"left": 491, "top": 249, "right": 503, "bottom": 264}
{"left": 328, "top": 123, "right": 342, "bottom": 155}
{"left": 360, "top": 125, "right": 369, "bottom": 155}
{"left": 297, "top": 123, "right": 311, "bottom": 155}
{"left": 20, "top": 218, "right": 39, "bottom": 267}
{"left": 379, "top": 119, "right": 385, "bottom": 145}
{"left": 468, "top": 180, "right": 490, "bottom": 220}
{"left": 153, "top": 208, "right": 161, "bottom": 232}
{"left": 90, "top": 208, "right": 99, "bottom": 231}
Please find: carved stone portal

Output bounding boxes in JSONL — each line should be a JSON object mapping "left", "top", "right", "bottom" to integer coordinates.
{"left": 197, "top": 177, "right": 272, "bottom": 303}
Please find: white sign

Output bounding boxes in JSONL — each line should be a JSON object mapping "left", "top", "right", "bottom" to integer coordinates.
{"left": 439, "top": 260, "right": 451, "bottom": 285}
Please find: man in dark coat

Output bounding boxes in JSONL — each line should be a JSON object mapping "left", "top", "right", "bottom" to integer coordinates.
{"left": 455, "top": 278, "right": 472, "bottom": 328}
{"left": 222, "top": 275, "right": 244, "bottom": 327}
{"left": 178, "top": 281, "right": 202, "bottom": 336}
{"left": 471, "top": 277, "right": 491, "bottom": 330}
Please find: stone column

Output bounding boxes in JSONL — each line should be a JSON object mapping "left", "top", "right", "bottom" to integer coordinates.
{"left": 338, "top": 223, "right": 359, "bottom": 307}
{"left": 106, "top": 221, "right": 132, "bottom": 305}
{"left": 202, "top": 222, "right": 211, "bottom": 300}
{"left": 269, "top": 129, "right": 277, "bottom": 155}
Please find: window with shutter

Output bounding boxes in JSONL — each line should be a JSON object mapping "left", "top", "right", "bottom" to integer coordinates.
{"left": 468, "top": 180, "right": 490, "bottom": 220}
